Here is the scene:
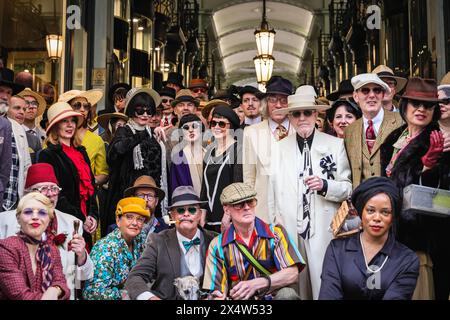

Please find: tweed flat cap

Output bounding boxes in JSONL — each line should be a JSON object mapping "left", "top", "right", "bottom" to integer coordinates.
{"left": 220, "top": 183, "right": 257, "bottom": 205}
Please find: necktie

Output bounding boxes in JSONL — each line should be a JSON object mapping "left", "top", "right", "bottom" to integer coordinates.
{"left": 163, "top": 117, "right": 169, "bottom": 127}
{"left": 366, "top": 120, "right": 376, "bottom": 154}
{"left": 276, "top": 125, "right": 288, "bottom": 141}
{"left": 300, "top": 140, "right": 312, "bottom": 240}
{"left": 182, "top": 237, "right": 201, "bottom": 252}
{"left": 27, "top": 129, "right": 36, "bottom": 136}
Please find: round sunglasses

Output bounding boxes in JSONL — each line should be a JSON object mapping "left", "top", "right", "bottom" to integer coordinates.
{"left": 174, "top": 206, "right": 198, "bottom": 215}
{"left": 182, "top": 122, "right": 201, "bottom": 131}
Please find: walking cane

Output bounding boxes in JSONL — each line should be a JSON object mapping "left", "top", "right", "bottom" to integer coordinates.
{"left": 73, "top": 220, "right": 80, "bottom": 300}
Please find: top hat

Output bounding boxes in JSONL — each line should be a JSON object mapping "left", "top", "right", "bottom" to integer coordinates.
{"left": 163, "top": 72, "right": 184, "bottom": 88}
{"left": 0, "top": 68, "right": 25, "bottom": 95}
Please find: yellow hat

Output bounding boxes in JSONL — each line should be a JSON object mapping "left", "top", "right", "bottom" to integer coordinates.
{"left": 115, "top": 197, "right": 150, "bottom": 218}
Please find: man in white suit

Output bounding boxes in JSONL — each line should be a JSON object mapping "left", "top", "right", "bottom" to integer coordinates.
{"left": 0, "top": 163, "right": 94, "bottom": 299}
{"left": 268, "top": 85, "right": 352, "bottom": 300}
{"left": 243, "top": 76, "right": 294, "bottom": 223}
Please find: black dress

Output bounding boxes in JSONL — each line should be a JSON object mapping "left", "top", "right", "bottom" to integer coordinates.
{"left": 104, "top": 125, "right": 162, "bottom": 237}
{"left": 200, "top": 141, "right": 243, "bottom": 233}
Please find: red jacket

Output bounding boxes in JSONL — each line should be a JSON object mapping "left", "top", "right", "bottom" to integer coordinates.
{"left": 0, "top": 236, "right": 70, "bottom": 300}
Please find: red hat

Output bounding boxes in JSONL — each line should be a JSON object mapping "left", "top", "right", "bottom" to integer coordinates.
{"left": 25, "top": 163, "right": 59, "bottom": 189}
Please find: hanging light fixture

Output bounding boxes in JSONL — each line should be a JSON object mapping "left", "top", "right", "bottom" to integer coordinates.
{"left": 46, "top": 34, "right": 63, "bottom": 61}
{"left": 254, "top": 0, "right": 276, "bottom": 56}
{"left": 254, "top": 54, "right": 275, "bottom": 83}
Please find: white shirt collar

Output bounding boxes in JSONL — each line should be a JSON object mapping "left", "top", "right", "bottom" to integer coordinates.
{"left": 363, "top": 107, "right": 384, "bottom": 135}
{"left": 176, "top": 229, "right": 201, "bottom": 254}
{"left": 245, "top": 116, "right": 262, "bottom": 125}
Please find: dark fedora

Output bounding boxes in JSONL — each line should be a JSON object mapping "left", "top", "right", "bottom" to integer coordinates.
{"left": 0, "top": 68, "right": 25, "bottom": 95}
{"left": 239, "top": 85, "right": 262, "bottom": 101}
{"left": 400, "top": 77, "right": 441, "bottom": 102}
{"left": 163, "top": 72, "right": 184, "bottom": 89}
{"left": 326, "top": 79, "right": 354, "bottom": 101}
{"left": 108, "top": 82, "right": 131, "bottom": 105}
{"left": 264, "top": 76, "right": 293, "bottom": 96}
{"left": 158, "top": 86, "right": 176, "bottom": 99}
{"left": 124, "top": 175, "right": 165, "bottom": 201}
{"left": 168, "top": 185, "right": 206, "bottom": 209}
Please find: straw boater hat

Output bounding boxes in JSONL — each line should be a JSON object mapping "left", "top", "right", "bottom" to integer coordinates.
{"left": 58, "top": 89, "right": 104, "bottom": 105}
{"left": 273, "top": 85, "right": 331, "bottom": 115}
{"left": 123, "top": 175, "right": 165, "bottom": 201}
{"left": 97, "top": 112, "right": 128, "bottom": 131}
{"left": 45, "top": 102, "right": 84, "bottom": 134}
{"left": 201, "top": 99, "right": 230, "bottom": 119}
{"left": 372, "top": 65, "right": 407, "bottom": 93}
{"left": 438, "top": 71, "right": 450, "bottom": 91}
{"left": 18, "top": 88, "right": 47, "bottom": 117}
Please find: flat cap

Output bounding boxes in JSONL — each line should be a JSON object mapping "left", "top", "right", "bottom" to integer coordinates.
{"left": 220, "top": 183, "right": 257, "bottom": 205}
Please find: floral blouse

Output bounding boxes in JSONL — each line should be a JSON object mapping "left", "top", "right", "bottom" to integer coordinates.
{"left": 82, "top": 228, "right": 146, "bottom": 300}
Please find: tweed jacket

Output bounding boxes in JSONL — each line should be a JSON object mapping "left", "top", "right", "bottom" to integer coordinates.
{"left": 344, "top": 110, "right": 403, "bottom": 188}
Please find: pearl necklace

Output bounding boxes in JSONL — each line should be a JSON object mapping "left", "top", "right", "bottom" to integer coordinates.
{"left": 359, "top": 233, "right": 389, "bottom": 274}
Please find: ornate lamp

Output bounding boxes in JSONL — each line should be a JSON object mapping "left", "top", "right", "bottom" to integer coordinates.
{"left": 254, "top": 0, "right": 276, "bottom": 56}
{"left": 254, "top": 54, "right": 275, "bottom": 84}
{"left": 46, "top": 34, "right": 63, "bottom": 61}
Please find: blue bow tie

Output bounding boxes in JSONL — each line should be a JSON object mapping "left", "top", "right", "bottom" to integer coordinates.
{"left": 182, "top": 237, "right": 201, "bottom": 252}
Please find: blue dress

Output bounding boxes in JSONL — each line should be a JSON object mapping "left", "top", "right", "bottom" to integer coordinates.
{"left": 319, "top": 232, "right": 419, "bottom": 300}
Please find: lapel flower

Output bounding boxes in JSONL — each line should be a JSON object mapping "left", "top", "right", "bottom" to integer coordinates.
{"left": 52, "top": 232, "right": 68, "bottom": 247}
{"left": 320, "top": 154, "right": 337, "bottom": 180}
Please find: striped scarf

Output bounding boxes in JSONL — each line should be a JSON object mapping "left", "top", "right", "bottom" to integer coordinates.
{"left": 18, "top": 232, "right": 54, "bottom": 292}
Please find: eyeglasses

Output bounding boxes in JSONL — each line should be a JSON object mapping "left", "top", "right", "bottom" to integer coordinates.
{"left": 136, "top": 193, "right": 156, "bottom": 201}
{"left": 23, "top": 207, "right": 48, "bottom": 218}
{"left": 182, "top": 122, "right": 201, "bottom": 131}
{"left": 134, "top": 105, "right": 153, "bottom": 116}
{"left": 161, "top": 98, "right": 173, "bottom": 104}
{"left": 174, "top": 206, "right": 198, "bottom": 215}
{"left": 409, "top": 99, "right": 436, "bottom": 110}
{"left": 32, "top": 185, "right": 62, "bottom": 195}
{"left": 232, "top": 198, "right": 258, "bottom": 210}
{"left": 291, "top": 110, "right": 314, "bottom": 118}
{"left": 123, "top": 213, "right": 147, "bottom": 225}
{"left": 192, "top": 88, "right": 206, "bottom": 94}
{"left": 25, "top": 100, "right": 39, "bottom": 108}
{"left": 71, "top": 102, "right": 92, "bottom": 111}
{"left": 359, "top": 87, "right": 384, "bottom": 95}
{"left": 210, "top": 120, "right": 230, "bottom": 128}
{"left": 267, "top": 96, "right": 288, "bottom": 105}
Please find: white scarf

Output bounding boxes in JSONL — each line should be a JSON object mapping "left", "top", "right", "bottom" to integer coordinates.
{"left": 127, "top": 119, "right": 151, "bottom": 170}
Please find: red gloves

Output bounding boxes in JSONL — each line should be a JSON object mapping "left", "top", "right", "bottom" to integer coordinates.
{"left": 421, "top": 130, "right": 444, "bottom": 168}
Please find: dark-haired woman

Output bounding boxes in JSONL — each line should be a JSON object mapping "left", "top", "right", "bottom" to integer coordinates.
{"left": 200, "top": 105, "right": 243, "bottom": 233}
{"left": 319, "top": 177, "right": 419, "bottom": 300}
{"left": 326, "top": 98, "right": 362, "bottom": 138}
{"left": 104, "top": 88, "right": 168, "bottom": 237}
{"left": 380, "top": 78, "right": 444, "bottom": 300}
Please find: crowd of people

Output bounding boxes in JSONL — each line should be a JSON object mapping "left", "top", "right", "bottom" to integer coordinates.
{"left": 0, "top": 65, "right": 449, "bottom": 300}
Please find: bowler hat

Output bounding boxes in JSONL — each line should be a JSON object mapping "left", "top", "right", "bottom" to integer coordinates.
{"left": 326, "top": 79, "right": 354, "bottom": 101}
{"left": 220, "top": 183, "right": 257, "bottom": 205}
{"left": 168, "top": 185, "right": 206, "bottom": 209}
{"left": 163, "top": 72, "right": 184, "bottom": 88}
{"left": 124, "top": 175, "right": 165, "bottom": 201}
{"left": 0, "top": 68, "right": 25, "bottom": 95}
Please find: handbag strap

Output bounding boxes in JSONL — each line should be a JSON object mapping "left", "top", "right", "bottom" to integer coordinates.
{"left": 236, "top": 242, "right": 272, "bottom": 276}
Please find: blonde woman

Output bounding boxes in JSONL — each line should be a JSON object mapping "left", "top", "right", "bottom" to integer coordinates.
{"left": 0, "top": 192, "right": 69, "bottom": 300}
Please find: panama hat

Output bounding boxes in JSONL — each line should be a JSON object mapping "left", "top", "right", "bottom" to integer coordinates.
{"left": 59, "top": 89, "right": 103, "bottom": 106}
{"left": 97, "top": 112, "right": 128, "bottom": 131}
{"left": 351, "top": 73, "right": 391, "bottom": 94}
{"left": 273, "top": 85, "right": 331, "bottom": 115}
{"left": 18, "top": 88, "right": 47, "bottom": 116}
{"left": 45, "top": 102, "right": 84, "bottom": 135}
{"left": 372, "top": 65, "right": 407, "bottom": 93}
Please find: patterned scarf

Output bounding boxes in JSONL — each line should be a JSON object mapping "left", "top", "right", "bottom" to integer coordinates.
{"left": 299, "top": 140, "right": 313, "bottom": 240}
{"left": 127, "top": 119, "right": 152, "bottom": 170}
{"left": 18, "top": 231, "right": 54, "bottom": 292}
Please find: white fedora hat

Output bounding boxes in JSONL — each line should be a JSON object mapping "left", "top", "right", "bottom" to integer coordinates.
{"left": 45, "top": 102, "right": 84, "bottom": 135}
{"left": 58, "top": 89, "right": 103, "bottom": 106}
{"left": 351, "top": 73, "right": 391, "bottom": 94}
{"left": 273, "top": 85, "right": 330, "bottom": 115}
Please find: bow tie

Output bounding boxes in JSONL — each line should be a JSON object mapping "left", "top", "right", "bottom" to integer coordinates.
{"left": 182, "top": 237, "right": 201, "bottom": 252}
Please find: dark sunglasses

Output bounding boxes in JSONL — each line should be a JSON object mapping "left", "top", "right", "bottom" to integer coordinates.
{"left": 359, "top": 87, "right": 383, "bottom": 95}
{"left": 161, "top": 98, "right": 173, "bottom": 104}
{"left": 210, "top": 120, "right": 230, "bottom": 128}
{"left": 134, "top": 105, "right": 153, "bottom": 116}
{"left": 439, "top": 98, "right": 450, "bottom": 105}
{"left": 409, "top": 99, "right": 436, "bottom": 110}
{"left": 71, "top": 102, "right": 91, "bottom": 111}
{"left": 175, "top": 206, "right": 198, "bottom": 215}
{"left": 291, "top": 110, "right": 314, "bottom": 118}
{"left": 192, "top": 88, "right": 206, "bottom": 94}
{"left": 232, "top": 198, "right": 258, "bottom": 210}
{"left": 182, "top": 122, "right": 201, "bottom": 131}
